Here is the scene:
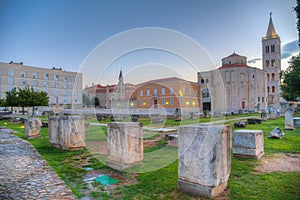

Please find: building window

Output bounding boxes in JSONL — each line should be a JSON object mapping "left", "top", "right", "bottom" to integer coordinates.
{"left": 8, "top": 77, "right": 14, "bottom": 85}
{"left": 154, "top": 88, "right": 158, "bottom": 96}
{"left": 162, "top": 99, "right": 165, "bottom": 105}
{"left": 43, "top": 88, "right": 48, "bottom": 93}
{"left": 32, "top": 72, "right": 38, "bottom": 79}
{"left": 267, "top": 74, "right": 269, "bottom": 81}
{"left": 140, "top": 89, "right": 143, "bottom": 96}
{"left": 21, "top": 70, "right": 26, "bottom": 78}
{"left": 63, "top": 96, "right": 68, "bottom": 103}
{"left": 170, "top": 87, "right": 174, "bottom": 94}
{"left": 262, "top": 97, "right": 264, "bottom": 102}
{"left": 170, "top": 98, "right": 174, "bottom": 105}
{"left": 182, "top": 86, "right": 185, "bottom": 94}
{"left": 258, "top": 97, "right": 260, "bottom": 102}
{"left": 54, "top": 74, "right": 59, "bottom": 81}
{"left": 266, "top": 60, "right": 270, "bottom": 67}
{"left": 54, "top": 82, "right": 59, "bottom": 88}
{"left": 63, "top": 76, "right": 68, "bottom": 82}
{"left": 32, "top": 80, "right": 38, "bottom": 87}
{"left": 162, "top": 87, "right": 165, "bottom": 95}
{"left": 272, "top": 86, "right": 275, "bottom": 93}
{"left": 267, "top": 86, "right": 270, "bottom": 93}
{"left": 140, "top": 100, "right": 143, "bottom": 106}
{"left": 44, "top": 73, "right": 49, "bottom": 80}
{"left": 147, "top": 88, "right": 150, "bottom": 96}
{"left": 206, "top": 79, "right": 209, "bottom": 83}
{"left": 147, "top": 99, "right": 150, "bottom": 106}
{"left": 265, "top": 45, "right": 270, "bottom": 54}
{"left": 8, "top": 69, "right": 14, "bottom": 76}
{"left": 189, "top": 88, "right": 192, "bottom": 95}
{"left": 54, "top": 89, "right": 59, "bottom": 96}
{"left": 272, "top": 73, "right": 275, "bottom": 81}
{"left": 63, "top": 82, "right": 68, "bottom": 89}
{"left": 63, "top": 90, "right": 68, "bottom": 96}
{"left": 20, "top": 79, "right": 27, "bottom": 86}
{"left": 201, "top": 79, "right": 204, "bottom": 84}
{"left": 271, "top": 59, "right": 275, "bottom": 67}
{"left": 43, "top": 81, "right": 49, "bottom": 87}
{"left": 181, "top": 98, "right": 185, "bottom": 106}
{"left": 271, "top": 45, "right": 275, "bottom": 53}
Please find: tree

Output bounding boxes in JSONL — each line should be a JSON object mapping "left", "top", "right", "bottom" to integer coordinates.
{"left": 5, "top": 88, "right": 19, "bottom": 112}
{"left": 281, "top": 55, "right": 300, "bottom": 101}
{"left": 0, "top": 98, "right": 6, "bottom": 107}
{"left": 294, "top": 0, "right": 300, "bottom": 47}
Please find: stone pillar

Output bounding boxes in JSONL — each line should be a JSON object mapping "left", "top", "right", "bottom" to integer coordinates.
{"left": 178, "top": 125, "right": 232, "bottom": 198}
{"left": 233, "top": 130, "right": 264, "bottom": 159}
{"left": 48, "top": 116, "right": 61, "bottom": 148}
{"left": 106, "top": 122, "right": 143, "bottom": 171}
{"left": 285, "top": 104, "right": 295, "bottom": 130}
{"left": 25, "top": 118, "right": 42, "bottom": 139}
{"left": 59, "top": 115, "right": 86, "bottom": 150}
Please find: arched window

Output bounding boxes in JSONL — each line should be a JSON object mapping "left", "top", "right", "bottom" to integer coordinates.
{"left": 267, "top": 86, "right": 270, "bottom": 93}
{"left": 267, "top": 74, "right": 269, "bottom": 81}
{"left": 272, "top": 73, "right": 275, "bottom": 81}
{"left": 266, "top": 60, "right": 270, "bottom": 67}
{"left": 272, "top": 86, "right": 275, "bottom": 93}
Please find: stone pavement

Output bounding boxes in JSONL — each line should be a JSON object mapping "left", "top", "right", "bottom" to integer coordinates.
{"left": 0, "top": 131, "right": 77, "bottom": 200}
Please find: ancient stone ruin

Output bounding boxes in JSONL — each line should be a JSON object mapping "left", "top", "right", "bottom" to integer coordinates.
{"left": 25, "top": 118, "right": 42, "bottom": 139}
{"left": 233, "top": 129, "right": 264, "bottom": 159}
{"left": 48, "top": 114, "right": 86, "bottom": 150}
{"left": 106, "top": 122, "right": 143, "bottom": 171}
{"left": 294, "top": 117, "right": 300, "bottom": 128}
{"left": 285, "top": 103, "right": 295, "bottom": 130}
{"left": 268, "top": 127, "right": 284, "bottom": 139}
{"left": 165, "top": 134, "right": 178, "bottom": 147}
{"left": 178, "top": 124, "right": 232, "bottom": 198}
{"left": 234, "top": 121, "right": 247, "bottom": 128}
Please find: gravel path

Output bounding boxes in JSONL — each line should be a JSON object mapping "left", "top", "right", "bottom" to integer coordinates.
{"left": 0, "top": 131, "right": 77, "bottom": 200}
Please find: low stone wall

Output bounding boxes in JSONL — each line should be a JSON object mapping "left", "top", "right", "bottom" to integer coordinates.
{"left": 178, "top": 124, "right": 232, "bottom": 198}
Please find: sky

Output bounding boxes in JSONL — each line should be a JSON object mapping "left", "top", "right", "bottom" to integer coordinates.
{"left": 0, "top": 0, "right": 298, "bottom": 86}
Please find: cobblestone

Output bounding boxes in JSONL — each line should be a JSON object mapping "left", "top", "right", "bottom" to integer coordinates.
{"left": 0, "top": 131, "right": 77, "bottom": 200}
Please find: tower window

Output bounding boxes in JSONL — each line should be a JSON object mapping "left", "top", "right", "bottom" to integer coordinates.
{"left": 267, "top": 74, "right": 269, "bottom": 81}
{"left": 271, "top": 45, "right": 275, "bottom": 53}
{"left": 272, "top": 73, "right": 275, "bottom": 81}
{"left": 271, "top": 59, "right": 275, "bottom": 67}
{"left": 201, "top": 79, "right": 204, "bottom": 84}
{"left": 265, "top": 46, "right": 270, "bottom": 54}
{"left": 272, "top": 86, "right": 275, "bottom": 93}
{"left": 266, "top": 60, "right": 270, "bottom": 67}
{"left": 267, "top": 86, "right": 270, "bottom": 93}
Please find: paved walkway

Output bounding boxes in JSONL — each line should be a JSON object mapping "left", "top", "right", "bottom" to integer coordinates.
{"left": 0, "top": 131, "right": 77, "bottom": 200}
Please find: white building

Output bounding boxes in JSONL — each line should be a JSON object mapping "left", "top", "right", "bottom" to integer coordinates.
{"left": 0, "top": 61, "right": 82, "bottom": 109}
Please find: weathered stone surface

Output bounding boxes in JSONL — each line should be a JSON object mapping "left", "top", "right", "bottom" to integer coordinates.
{"left": 285, "top": 104, "right": 295, "bottom": 130}
{"left": 234, "top": 121, "right": 247, "bottom": 128}
{"left": 233, "top": 130, "right": 264, "bottom": 159}
{"left": 178, "top": 124, "right": 232, "bottom": 198}
{"left": 165, "top": 134, "right": 178, "bottom": 146}
{"left": 294, "top": 117, "right": 300, "bottom": 128}
{"left": 247, "top": 118, "right": 262, "bottom": 124}
{"left": 48, "top": 115, "right": 85, "bottom": 150}
{"left": 25, "top": 118, "right": 42, "bottom": 139}
{"left": 268, "top": 127, "right": 284, "bottom": 139}
{"left": 0, "top": 132, "right": 77, "bottom": 200}
{"left": 106, "top": 122, "right": 143, "bottom": 171}
{"left": 48, "top": 116, "right": 61, "bottom": 148}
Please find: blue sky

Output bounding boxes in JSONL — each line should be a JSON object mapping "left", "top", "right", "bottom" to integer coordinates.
{"left": 0, "top": 0, "right": 298, "bottom": 86}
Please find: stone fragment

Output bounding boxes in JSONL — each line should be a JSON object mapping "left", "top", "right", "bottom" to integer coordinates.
{"left": 233, "top": 129, "right": 264, "bottom": 159}
{"left": 106, "top": 122, "right": 143, "bottom": 171}
{"left": 268, "top": 127, "right": 284, "bottom": 139}
{"left": 293, "top": 117, "right": 300, "bottom": 128}
{"left": 25, "top": 118, "right": 42, "bottom": 139}
{"left": 234, "top": 121, "right": 247, "bottom": 127}
{"left": 285, "top": 103, "right": 295, "bottom": 130}
{"left": 178, "top": 124, "right": 231, "bottom": 198}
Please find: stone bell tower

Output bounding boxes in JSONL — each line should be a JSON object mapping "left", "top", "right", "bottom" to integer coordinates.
{"left": 262, "top": 13, "right": 281, "bottom": 111}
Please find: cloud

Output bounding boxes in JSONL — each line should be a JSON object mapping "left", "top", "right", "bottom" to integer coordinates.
{"left": 247, "top": 58, "right": 261, "bottom": 64}
{"left": 281, "top": 40, "right": 299, "bottom": 59}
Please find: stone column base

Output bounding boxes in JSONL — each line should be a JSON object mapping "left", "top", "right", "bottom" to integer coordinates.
{"left": 25, "top": 135, "right": 41, "bottom": 139}
{"left": 234, "top": 152, "right": 264, "bottom": 159}
{"left": 178, "top": 179, "right": 227, "bottom": 198}
{"left": 285, "top": 126, "right": 295, "bottom": 130}
{"left": 106, "top": 159, "right": 142, "bottom": 171}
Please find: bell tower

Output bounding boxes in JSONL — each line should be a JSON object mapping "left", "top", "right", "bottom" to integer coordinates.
{"left": 262, "top": 13, "right": 281, "bottom": 110}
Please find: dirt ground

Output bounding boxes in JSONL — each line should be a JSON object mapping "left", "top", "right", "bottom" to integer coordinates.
{"left": 255, "top": 153, "right": 300, "bottom": 173}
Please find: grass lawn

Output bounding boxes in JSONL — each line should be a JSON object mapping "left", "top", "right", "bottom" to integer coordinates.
{"left": 0, "top": 114, "right": 299, "bottom": 199}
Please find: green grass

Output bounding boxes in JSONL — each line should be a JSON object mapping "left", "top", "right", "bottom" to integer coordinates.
{"left": 1, "top": 114, "right": 300, "bottom": 199}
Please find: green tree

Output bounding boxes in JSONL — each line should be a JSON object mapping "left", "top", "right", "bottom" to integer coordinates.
{"left": 5, "top": 88, "right": 19, "bottom": 112}
{"left": 281, "top": 55, "right": 300, "bottom": 101}
{"left": 294, "top": 0, "right": 300, "bottom": 46}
